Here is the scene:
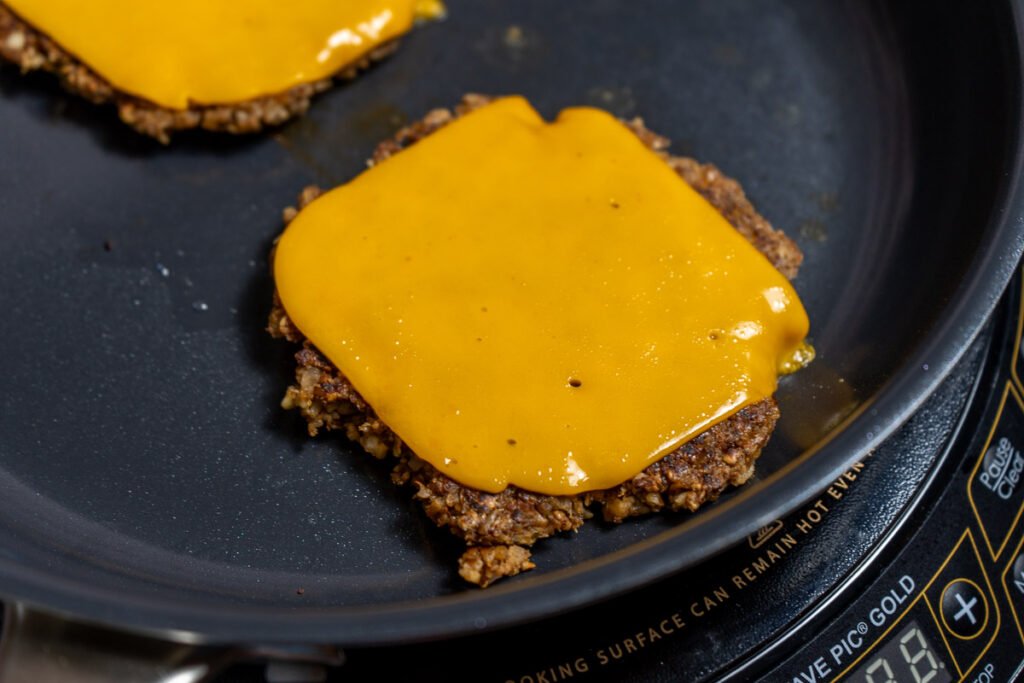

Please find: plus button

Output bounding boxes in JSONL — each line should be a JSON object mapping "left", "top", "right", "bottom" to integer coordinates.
{"left": 940, "top": 578, "right": 988, "bottom": 640}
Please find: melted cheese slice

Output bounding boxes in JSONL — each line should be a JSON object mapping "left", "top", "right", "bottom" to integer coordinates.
{"left": 6, "top": 0, "right": 443, "bottom": 109}
{"left": 275, "top": 97, "right": 811, "bottom": 495}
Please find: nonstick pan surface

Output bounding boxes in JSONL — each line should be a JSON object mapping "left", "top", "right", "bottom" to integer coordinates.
{"left": 0, "top": 0, "right": 1022, "bottom": 645}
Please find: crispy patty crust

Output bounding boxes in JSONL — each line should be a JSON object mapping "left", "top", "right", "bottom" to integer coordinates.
{"left": 267, "top": 95, "right": 803, "bottom": 586}
{"left": 0, "top": 2, "right": 398, "bottom": 143}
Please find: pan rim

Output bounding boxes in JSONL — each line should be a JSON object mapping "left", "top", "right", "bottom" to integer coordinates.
{"left": 1, "top": 0, "right": 1023, "bottom": 648}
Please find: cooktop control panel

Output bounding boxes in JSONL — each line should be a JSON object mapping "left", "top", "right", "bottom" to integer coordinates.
{"left": 773, "top": 527, "right": 1017, "bottom": 682}
{"left": 763, "top": 278, "right": 1024, "bottom": 682}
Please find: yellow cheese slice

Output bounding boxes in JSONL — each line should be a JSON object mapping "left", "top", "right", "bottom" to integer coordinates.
{"left": 6, "top": 0, "right": 443, "bottom": 109}
{"left": 274, "top": 96, "right": 812, "bottom": 495}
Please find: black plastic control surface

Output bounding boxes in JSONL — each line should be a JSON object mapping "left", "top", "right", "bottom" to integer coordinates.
{"left": 761, "top": 276, "right": 1024, "bottom": 682}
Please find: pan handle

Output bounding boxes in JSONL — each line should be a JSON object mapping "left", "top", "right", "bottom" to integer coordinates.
{"left": 0, "top": 602, "right": 233, "bottom": 683}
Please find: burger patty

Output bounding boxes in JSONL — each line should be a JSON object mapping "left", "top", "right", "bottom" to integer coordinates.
{"left": 267, "top": 94, "right": 804, "bottom": 587}
{"left": 0, "top": 3, "right": 398, "bottom": 143}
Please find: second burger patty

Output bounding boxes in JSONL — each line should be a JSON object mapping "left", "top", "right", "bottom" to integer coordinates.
{"left": 0, "top": 2, "right": 399, "bottom": 143}
{"left": 267, "top": 94, "right": 804, "bottom": 587}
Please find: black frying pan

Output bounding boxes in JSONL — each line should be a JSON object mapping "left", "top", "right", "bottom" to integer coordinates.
{"left": 0, "top": 0, "right": 1023, "bottom": 669}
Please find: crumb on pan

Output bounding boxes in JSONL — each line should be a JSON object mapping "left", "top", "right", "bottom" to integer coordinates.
{"left": 459, "top": 545, "right": 535, "bottom": 588}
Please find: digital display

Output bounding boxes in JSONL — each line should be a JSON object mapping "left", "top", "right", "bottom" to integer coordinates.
{"left": 847, "top": 621, "right": 951, "bottom": 683}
